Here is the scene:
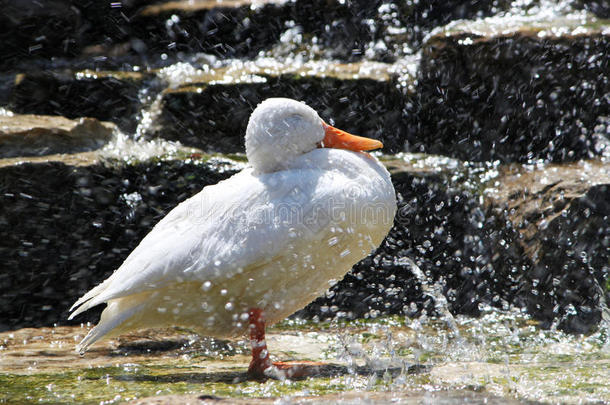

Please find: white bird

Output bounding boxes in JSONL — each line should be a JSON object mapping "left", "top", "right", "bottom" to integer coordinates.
{"left": 69, "top": 98, "right": 396, "bottom": 377}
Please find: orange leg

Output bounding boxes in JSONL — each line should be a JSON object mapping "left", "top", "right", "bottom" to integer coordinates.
{"left": 247, "top": 308, "right": 272, "bottom": 377}
{"left": 247, "top": 308, "right": 325, "bottom": 379}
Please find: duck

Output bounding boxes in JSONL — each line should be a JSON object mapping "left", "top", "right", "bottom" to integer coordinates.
{"left": 69, "top": 97, "right": 396, "bottom": 378}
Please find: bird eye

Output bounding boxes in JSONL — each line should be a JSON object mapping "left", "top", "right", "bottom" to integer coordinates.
{"left": 284, "top": 114, "right": 304, "bottom": 127}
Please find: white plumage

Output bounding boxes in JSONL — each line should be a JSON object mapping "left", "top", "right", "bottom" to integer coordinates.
{"left": 70, "top": 98, "right": 396, "bottom": 355}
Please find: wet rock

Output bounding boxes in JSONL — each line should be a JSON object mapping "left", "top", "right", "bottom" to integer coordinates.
{"left": 0, "top": 0, "right": 144, "bottom": 72}
{"left": 8, "top": 70, "right": 153, "bottom": 133}
{"left": 1, "top": 148, "right": 606, "bottom": 334}
{"left": 411, "top": 16, "right": 610, "bottom": 163}
{"left": 574, "top": 0, "right": 610, "bottom": 18}
{"left": 131, "top": 0, "right": 288, "bottom": 61}
{"left": 133, "top": 0, "right": 514, "bottom": 63}
{"left": 0, "top": 0, "right": 515, "bottom": 70}
{"left": 487, "top": 160, "right": 610, "bottom": 333}
{"left": 3, "top": 315, "right": 609, "bottom": 404}
{"left": 11, "top": 14, "right": 607, "bottom": 164}
{"left": 127, "top": 0, "right": 520, "bottom": 63}
{"left": 6, "top": 61, "right": 411, "bottom": 152}
{"left": 302, "top": 156, "right": 610, "bottom": 334}
{"left": 0, "top": 74, "right": 15, "bottom": 106}
{"left": 1, "top": 0, "right": 609, "bottom": 338}
{"left": 0, "top": 114, "right": 115, "bottom": 158}
{"left": 349, "top": 0, "right": 513, "bottom": 61}
{"left": 0, "top": 0, "right": 292, "bottom": 71}
{"left": 0, "top": 152, "right": 475, "bottom": 330}
{"left": 301, "top": 155, "right": 511, "bottom": 321}
{"left": 0, "top": 148, "right": 240, "bottom": 330}
{"left": 153, "top": 62, "right": 408, "bottom": 153}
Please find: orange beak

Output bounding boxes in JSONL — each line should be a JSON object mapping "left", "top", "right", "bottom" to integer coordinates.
{"left": 321, "top": 122, "right": 383, "bottom": 151}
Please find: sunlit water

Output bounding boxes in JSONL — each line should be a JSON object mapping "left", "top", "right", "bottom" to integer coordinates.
{"left": 1, "top": 306, "right": 609, "bottom": 404}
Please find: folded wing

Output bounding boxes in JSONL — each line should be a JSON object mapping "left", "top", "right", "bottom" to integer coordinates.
{"left": 68, "top": 167, "right": 339, "bottom": 320}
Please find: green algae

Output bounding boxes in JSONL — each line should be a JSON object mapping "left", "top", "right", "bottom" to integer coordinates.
{"left": 2, "top": 367, "right": 225, "bottom": 404}
{"left": 1, "top": 367, "right": 357, "bottom": 404}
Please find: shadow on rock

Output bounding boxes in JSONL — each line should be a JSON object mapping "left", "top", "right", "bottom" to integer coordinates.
{"left": 113, "top": 363, "right": 430, "bottom": 384}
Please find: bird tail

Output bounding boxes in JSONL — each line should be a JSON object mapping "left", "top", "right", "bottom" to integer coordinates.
{"left": 68, "top": 277, "right": 114, "bottom": 321}
{"left": 76, "top": 298, "right": 146, "bottom": 354}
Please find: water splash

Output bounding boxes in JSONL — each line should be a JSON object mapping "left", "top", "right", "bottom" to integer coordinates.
{"left": 401, "top": 257, "right": 460, "bottom": 336}
{"left": 100, "top": 131, "right": 181, "bottom": 163}
{"left": 134, "top": 92, "right": 165, "bottom": 141}
{"left": 0, "top": 107, "right": 14, "bottom": 117}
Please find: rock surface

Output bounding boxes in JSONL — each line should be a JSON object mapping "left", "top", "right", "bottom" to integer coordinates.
{"left": 9, "top": 70, "right": 152, "bottom": 133}
{"left": 6, "top": 16, "right": 608, "bottom": 161}
{"left": 0, "top": 0, "right": 515, "bottom": 71}
{"left": 488, "top": 160, "right": 610, "bottom": 333}
{"left": 1, "top": 148, "right": 607, "bottom": 335}
{"left": 302, "top": 156, "right": 610, "bottom": 331}
{"left": 412, "top": 15, "right": 610, "bottom": 163}
{"left": 4, "top": 0, "right": 606, "bottom": 70}
{"left": 2, "top": 313, "right": 609, "bottom": 404}
{"left": 0, "top": 147, "right": 240, "bottom": 331}
{"left": 152, "top": 62, "right": 407, "bottom": 153}
{"left": 0, "top": 114, "right": 115, "bottom": 157}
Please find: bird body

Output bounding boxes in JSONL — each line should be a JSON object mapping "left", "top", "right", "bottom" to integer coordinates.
{"left": 70, "top": 98, "right": 396, "bottom": 373}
